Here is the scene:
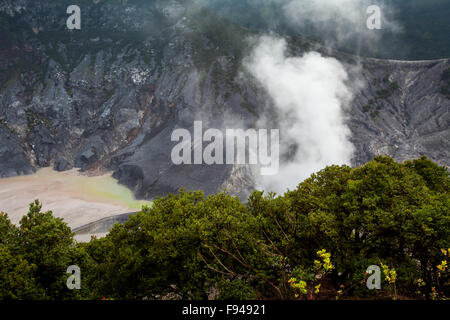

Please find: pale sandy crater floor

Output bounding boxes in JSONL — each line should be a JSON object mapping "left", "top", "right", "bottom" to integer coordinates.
{"left": 0, "top": 168, "right": 151, "bottom": 241}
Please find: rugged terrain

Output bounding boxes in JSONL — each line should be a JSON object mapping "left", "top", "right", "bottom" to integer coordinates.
{"left": 0, "top": 0, "right": 449, "bottom": 201}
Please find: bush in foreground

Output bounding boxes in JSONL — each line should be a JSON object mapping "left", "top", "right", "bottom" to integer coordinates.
{"left": 0, "top": 156, "right": 448, "bottom": 300}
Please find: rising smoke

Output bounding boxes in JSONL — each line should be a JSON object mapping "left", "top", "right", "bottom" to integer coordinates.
{"left": 243, "top": 0, "right": 399, "bottom": 193}
{"left": 245, "top": 36, "right": 354, "bottom": 193}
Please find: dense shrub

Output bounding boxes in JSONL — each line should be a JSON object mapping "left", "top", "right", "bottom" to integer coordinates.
{"left": 0, "top": 156, "right": 448, "bottom": 300}
{"left": 0, "top": 201, "right": 91, "bottom": 299}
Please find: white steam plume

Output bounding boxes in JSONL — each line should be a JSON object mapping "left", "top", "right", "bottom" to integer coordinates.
{"left": 244, "top": 36, "right": 355, "bottom": 193}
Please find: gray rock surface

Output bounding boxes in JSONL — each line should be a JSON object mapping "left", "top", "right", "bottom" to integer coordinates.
{"left": 0, "top": 0, "right": 448, "bottom": 201}
{"left": 73, "top": 212, "right": 136, "bottom": 235}
{"left": 0, "top": 125, "right": 35, "bottom": 177}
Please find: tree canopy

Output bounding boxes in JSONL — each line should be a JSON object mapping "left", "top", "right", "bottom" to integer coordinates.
{"left": 0, "top": 156, "right": 448, "bottom": 300}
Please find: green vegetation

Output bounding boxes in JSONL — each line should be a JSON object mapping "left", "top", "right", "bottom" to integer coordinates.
{"left": 0, "top": 156, "right": 449, "bottom": 300}
{"left": 376, "top": 81, "right": 399, "bottom": 100}
{"left": 0, "top": 118, "right": 18, "bottom": 135}
{"left": 0, "top": 203, "right": 87, "bottom": 299}
{"left": 25, "top": 110, "right": 53, "bottom": 136}
{"left": 370, "top": 110, "right": 380, "bottom": 120}
{"left": 362, "top": 104, "right": 372, "bottom": 113}
{"left": 363, "top": 75, "right": 399, "bottom": 120}
{"left": 374, "top": 75, "right": 400, "bottom": 101}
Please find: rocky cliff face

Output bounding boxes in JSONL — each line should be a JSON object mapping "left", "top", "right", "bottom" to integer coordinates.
{"left": 351, "top": 58, "right": 449, "bottom": 167}
{"left": 0, "top": 0, "right": 448, "bottom": 200}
